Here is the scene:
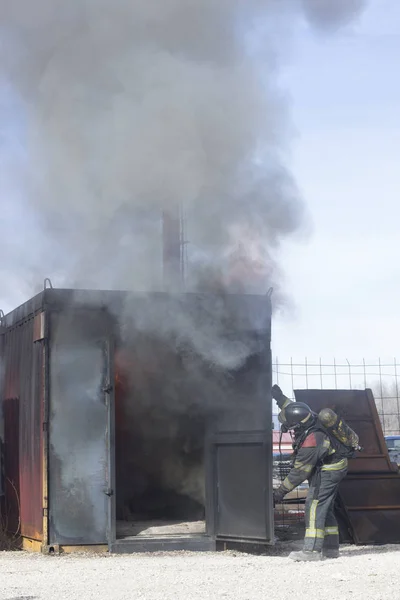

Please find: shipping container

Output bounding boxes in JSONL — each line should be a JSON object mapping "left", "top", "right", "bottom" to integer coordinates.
{"left": 0, "top": 287, "right": 273, "bottom": 553}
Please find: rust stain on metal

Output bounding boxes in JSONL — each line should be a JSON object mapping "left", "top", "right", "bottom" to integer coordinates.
{"left": 21, "top": 537, "right": 42, "bottom": 553}
{"left": 295, "top": 388, "right": 400, "bottom": 545}
{"left": 21, "top": 524, "right": 42, "bottom": 542}
{"left": 2, "top": 316, "right": 44, "bottom": 542}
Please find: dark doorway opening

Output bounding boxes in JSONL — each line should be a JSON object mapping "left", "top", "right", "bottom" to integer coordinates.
{"left": 114, "top": 335, "right": 220, "bottom": 540}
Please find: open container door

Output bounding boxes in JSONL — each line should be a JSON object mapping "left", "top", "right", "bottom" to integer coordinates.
{"left": 205, "top": 293, "right": 273, "bottom": 548}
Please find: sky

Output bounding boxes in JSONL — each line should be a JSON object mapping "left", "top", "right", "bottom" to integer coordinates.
{"left": 273, "top": 0, "right": 400, "bottom": 366}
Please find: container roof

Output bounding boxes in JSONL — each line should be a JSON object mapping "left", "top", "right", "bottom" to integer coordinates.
{"left": 1, "top": 287, "right": 272, "bottom": 332}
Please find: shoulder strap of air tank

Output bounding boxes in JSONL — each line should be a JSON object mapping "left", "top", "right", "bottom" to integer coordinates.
{"left": 314, "top": 421, "right": 350, "bottom": 456}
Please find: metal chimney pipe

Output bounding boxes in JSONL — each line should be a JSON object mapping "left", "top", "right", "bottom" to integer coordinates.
{"left": 162, "top": 205, "right": 184, "bottom": 290}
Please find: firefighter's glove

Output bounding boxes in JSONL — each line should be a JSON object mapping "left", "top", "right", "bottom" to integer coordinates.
{"left": 273, "top": 489, "right": 285, "bottom": 506}
{"left": 272, "top": 385, "right": 284, "bottom": 401}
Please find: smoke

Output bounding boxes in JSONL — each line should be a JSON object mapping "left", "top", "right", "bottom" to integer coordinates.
{"left": 300, "top": 0, "right": 366, "bottom": 30}
{"left": 0, "top": 0, "right": 366, "bottom": 308}
{"left": 0, "top": 0, "right": 368, "bottom": 518}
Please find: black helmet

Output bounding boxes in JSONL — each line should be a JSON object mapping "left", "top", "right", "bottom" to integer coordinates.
{"left": 283, "top": 402, "right": 314, "bottom": 430}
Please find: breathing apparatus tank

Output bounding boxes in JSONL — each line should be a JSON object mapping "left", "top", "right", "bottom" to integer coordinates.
{"left": 318, "top": 407, "right": 362, "bottom": 452}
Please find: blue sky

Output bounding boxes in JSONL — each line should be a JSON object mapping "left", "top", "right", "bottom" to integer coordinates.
{"left": 273, "top": 0, "right": 400, "bottom": 363}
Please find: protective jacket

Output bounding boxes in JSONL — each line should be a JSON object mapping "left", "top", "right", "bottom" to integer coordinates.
{"left": 275, "top": 423, "right": 347, "bottom": 499}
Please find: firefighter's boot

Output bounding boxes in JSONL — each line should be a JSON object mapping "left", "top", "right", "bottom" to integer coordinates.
{"left": 323, "top": 549, "right": 340, "bottom": 559}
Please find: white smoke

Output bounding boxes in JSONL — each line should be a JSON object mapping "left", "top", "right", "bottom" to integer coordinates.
{"left": 0, "top": 0, "right": 367, "bottom": 516}
{"left": 0, "top": 0, "right": 366, "bottom": 309}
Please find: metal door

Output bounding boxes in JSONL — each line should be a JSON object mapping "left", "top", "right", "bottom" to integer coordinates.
{"left": 48, "top": 310, "right": 115, "bottom": 547}
{"left": 206, "top": 431, "right": 273, "bottom": 544}
{"left": 205, "top": 309, "right": 273, "bottom": 546}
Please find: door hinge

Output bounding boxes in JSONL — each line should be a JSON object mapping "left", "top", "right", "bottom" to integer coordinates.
{"left": 104, "top": 488, "right": 114, "bottom": 497}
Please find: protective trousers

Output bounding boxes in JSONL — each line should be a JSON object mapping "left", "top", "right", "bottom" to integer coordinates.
{"left": 303, "top": 463, "right": 348, "bottom": 552}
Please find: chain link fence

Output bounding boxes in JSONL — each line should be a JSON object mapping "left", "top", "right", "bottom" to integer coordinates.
{"left": 273, "top": 358, "right": 400, "bottom": 436}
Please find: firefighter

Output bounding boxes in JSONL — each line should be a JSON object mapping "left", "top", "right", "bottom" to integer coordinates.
{"left": 272, "top": 385, "right": 348, "bottom": 561}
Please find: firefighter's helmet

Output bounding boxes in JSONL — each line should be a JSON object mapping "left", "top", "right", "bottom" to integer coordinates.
{"left": 283, "top": 402, "right": 314, "bottom": 430}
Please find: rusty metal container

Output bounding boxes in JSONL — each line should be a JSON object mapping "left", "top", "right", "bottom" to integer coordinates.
{"left": 0, "top": 287, "right": 273, "bottom": 553}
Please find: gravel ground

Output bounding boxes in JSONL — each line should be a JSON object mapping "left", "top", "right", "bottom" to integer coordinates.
{"left": 1, "top": 543, "right": 399, "bottom": 600}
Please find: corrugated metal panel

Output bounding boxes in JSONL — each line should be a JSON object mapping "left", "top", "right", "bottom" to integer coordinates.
{"left": 2, "top": 398, "right": 19, "bottom": 533}
{"left": 1, "top": 315, "right": 44, "bottom": 541}
{"left": 2, "top": 292, "right": 44, "bottom": 328}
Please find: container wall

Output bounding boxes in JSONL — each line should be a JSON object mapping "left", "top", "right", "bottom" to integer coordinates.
{"left": 203, "top": 294, "right": 273, "bottom": 545}
{"left": 48, "top": 309, "right": 114, "bottom": 546}
{"left": 0, "top": 330, "right": 4, "bottom": 499}
{"left": 1, "top": 315, "right": 44, "bottom": 541}
{"left": 206, "top": 335, "right": 274, "bottom": 544}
